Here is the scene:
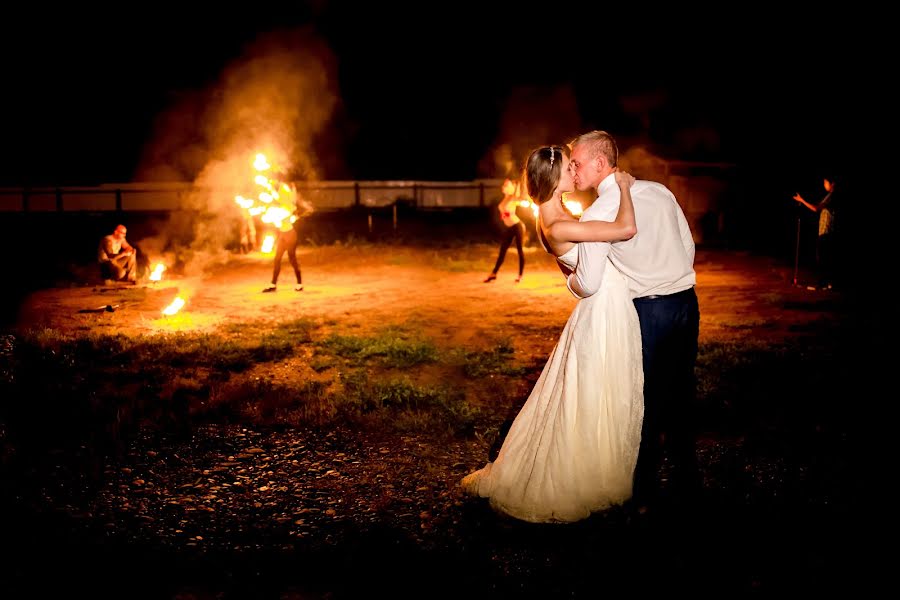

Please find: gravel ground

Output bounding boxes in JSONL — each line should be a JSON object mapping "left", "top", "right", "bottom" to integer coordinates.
{"left": 1, "top": 418, "right": 861, "bottom": 598}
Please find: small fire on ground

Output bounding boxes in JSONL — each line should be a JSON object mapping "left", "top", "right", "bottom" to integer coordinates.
{"left": 162, "top": 296, "right": 185, "bottom": 316}
{"left": 149, "top": 263, "right": 166, "bottom": 282}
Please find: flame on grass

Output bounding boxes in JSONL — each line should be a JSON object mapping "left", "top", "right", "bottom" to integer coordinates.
{"left": 162, "top": 296, "right": 185, "bottom": 316}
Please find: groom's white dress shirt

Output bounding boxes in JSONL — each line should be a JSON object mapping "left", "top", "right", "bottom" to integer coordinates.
{"left": 567, "top": 173, "right": 696, "bottom": 299}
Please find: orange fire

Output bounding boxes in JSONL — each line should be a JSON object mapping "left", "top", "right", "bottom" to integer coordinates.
{"left": 149, "top": 263, "right": 166, "bottom": 282}
{"left": 233, "top": 152, "right": 301, "bottom": 252}
{"left": 564, "top": 199, "right": 584, "bottom": 217}
{"left": 253, "top": 153, "right": 270, "bottom": 171}
{"left": 519, "top": 199, "right": 539, "bottom": 218}
{"left": 517, "top": 197, "right": 582, "bottom": 218}
{"left": 162, "top": 296, "right": 185, "bottom": 316}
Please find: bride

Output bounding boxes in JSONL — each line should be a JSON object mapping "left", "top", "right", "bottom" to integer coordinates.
{"left": 461, "top": 145, "right": 644, "bottom": 523}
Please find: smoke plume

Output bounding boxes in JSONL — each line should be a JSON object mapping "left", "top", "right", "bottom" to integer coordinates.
{"left": 135, "top": 27, "right": 340, "bottom": 275}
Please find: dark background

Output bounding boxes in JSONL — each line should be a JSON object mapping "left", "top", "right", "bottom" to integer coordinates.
{"left": 1, "top": 4, "right": 870, "bottom": 185}
{"left": 0, "top": 3, "right": 878, "bottom": 304}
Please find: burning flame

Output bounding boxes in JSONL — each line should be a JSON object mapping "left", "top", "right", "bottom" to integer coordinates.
{"left": 517, "top": 197, "right": 582, "bottom": 218}
{"left": 233, "top": 152, "right": 302, "bottom": 252}
{"left": 261, "top": 206, "right": 294, "bottom": 229}
{"left": 149, "top": 263, "right": 166, "bottom": 282}
{"left": 564, "top": 200, "right": 584, "bottom": 216}
{"left": 520, "top": 199, "right": 539, "bottom": 218}
{"left": 253, "top": 153, "right": 270, "bottom": 171}
{"left": 162, "top": 296, "right": 185, "bottom": 316}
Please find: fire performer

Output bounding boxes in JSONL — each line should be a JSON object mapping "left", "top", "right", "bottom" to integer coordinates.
{"left": 483, "top": 177, "right": 526, "bottom": 283}
{"left": 263, "top": 194, "right": 312, "bottom": 293}
{"left": 98, "top": 224, "right": 138, "bottom": 284}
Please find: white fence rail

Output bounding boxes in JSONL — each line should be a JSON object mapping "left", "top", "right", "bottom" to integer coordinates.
{"left": 0, "top": 180, "right": 507, "bottom": 213}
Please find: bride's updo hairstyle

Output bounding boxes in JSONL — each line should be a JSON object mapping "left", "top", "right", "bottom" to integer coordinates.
{"left": 525, "top": 145, "right": 568, "bottom": 205}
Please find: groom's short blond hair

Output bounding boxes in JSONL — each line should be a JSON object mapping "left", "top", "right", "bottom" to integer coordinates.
{"left": 570, "top": 130, "right": 618, "bottom": 168}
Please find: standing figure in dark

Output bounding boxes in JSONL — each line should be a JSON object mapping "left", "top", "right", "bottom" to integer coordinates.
{"left": 484, "top": 177, "right": 526, "bottom": 283}
{"left": 794, "top": 177, "right": 838, "bottom": 289}
{"left": 263, "top": 193, "right": 312, "bottom": 293}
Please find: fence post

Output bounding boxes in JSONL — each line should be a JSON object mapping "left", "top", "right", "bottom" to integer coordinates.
{"left": 22, "top": 188, "right": 29, "bottom": 212}
{"left": 115, "top": 189, "right": 123, "bottom": 213}
{"left": 55, "top": 188, "right": 63, "bottom": 211}
{"left": 354, "top": 182, "right": 360, "bottom": 207}
{"left": 393, "top": 203, "right": 397, "bottom": 231}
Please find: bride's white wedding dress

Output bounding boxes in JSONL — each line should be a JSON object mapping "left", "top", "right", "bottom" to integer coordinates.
{"left": 461, "top": 244, "right": 644, "bottom": 523}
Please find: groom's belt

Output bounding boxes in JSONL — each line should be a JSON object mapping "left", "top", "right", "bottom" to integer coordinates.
{"left": 635, "top": 286, "right": 695, "bottom": 301}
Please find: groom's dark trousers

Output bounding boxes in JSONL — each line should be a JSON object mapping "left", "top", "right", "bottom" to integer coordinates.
{"left": 632, "top": 286, "right": 701, "bottom": 506}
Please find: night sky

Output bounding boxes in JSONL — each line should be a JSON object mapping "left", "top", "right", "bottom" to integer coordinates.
{"left": 1, "top": 4, "right": 868, "bottom": 190}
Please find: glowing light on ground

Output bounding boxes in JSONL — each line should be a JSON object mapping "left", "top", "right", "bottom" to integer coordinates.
{"left": 162, "top": 296, "right": 185, "bottom": 316}
{"left": 149, "top": 263, "right": 166, "bottom": 282}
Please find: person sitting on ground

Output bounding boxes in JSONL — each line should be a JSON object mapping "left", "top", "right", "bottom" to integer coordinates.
{"left": 98, "top": 224, "right": 138, "bottom": 284}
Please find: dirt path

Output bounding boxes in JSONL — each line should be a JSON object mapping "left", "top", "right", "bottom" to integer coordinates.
{"left": 17, "top": 245, "right": 836, "bottom": 356}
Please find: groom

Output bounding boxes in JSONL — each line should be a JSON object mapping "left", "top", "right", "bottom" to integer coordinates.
{"left": 567, "top": 130, "right": 701, "bottom": 511}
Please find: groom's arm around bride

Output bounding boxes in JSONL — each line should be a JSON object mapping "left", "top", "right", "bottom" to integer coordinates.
{"left": 566, "top": 177, "right": 695, "bottom": 300}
